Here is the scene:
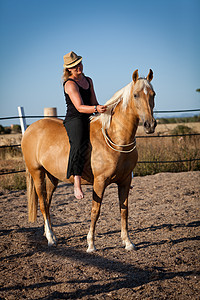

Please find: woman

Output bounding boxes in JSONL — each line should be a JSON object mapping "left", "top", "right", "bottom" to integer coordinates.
{"left": 63, "top": 51, "right": 107, "bottom": 200}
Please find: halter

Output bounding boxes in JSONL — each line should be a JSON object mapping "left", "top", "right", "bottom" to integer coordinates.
{"left": 101, "top": 127, "right": 136, "bottom": 153}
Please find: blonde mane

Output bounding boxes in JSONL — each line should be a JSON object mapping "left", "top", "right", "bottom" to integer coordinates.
{"left": 91, "top": 79, "right": 153, "bottom": 129}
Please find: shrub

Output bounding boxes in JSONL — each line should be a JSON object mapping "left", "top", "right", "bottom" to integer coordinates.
{"left": 0, "top": 173, "right": 26, "bottom": 191}
{"left": 4, "top": 127, "right": 11, "bottom": 134}
{"left": 12, "top": 124, "right": 21, "bottom": 133}
{"left": 0, "top": 125, "right": 5, "bottom": 134}
{"left": 171, "top": 125, "right": 196, "bottom": 135}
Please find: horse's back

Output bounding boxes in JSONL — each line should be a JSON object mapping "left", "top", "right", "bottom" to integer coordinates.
{"left": 21, "top": 118, "right": 70, "bottom": 181}
{"left": 22, "top": 118, "right": 67, "bottom": 152}
{"left": 23, "top": 117, "right": 64, "bottom": 134}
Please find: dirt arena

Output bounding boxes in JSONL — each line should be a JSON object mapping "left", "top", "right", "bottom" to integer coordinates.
{"left": 0, "top": 171, "right": 199, "bottom": 299}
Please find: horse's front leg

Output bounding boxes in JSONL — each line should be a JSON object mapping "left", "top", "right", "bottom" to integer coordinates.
{"left": 118, "top": 176, "right": 135, "bottom": 250}
{"left": 87, "top": 180, "right": 105, "bottom": 253}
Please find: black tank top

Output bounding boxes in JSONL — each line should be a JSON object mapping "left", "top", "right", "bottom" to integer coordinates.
{"left": 63, "top": 76, "right": 91, "bottom": 121}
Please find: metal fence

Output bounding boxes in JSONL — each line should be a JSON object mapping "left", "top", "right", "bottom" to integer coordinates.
{"left": 0, "top": 109, "right": 200, "bottom": 176}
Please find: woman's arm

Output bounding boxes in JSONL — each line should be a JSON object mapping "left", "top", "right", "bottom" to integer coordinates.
{"left": 87, "top": 77, "right": 99, "bottom": 105}
{"left": 65, "top": 80, "right": 106, "bottom": 114}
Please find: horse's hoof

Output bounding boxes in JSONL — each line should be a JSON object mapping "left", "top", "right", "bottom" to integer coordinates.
{"left": 47, "top": 237, "right": 57, "bottom": 247}
{"left": 48, "top": 240, "right": 56, "bottom": 247}
{"left": 87, "top": 246, "right": 96, "bottom": 253}
{"left": 125, "top": 243, "right": 135, "bottom": 251}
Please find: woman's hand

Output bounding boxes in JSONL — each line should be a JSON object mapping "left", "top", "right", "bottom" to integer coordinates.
{"left": 97, "top": 105, "right": 107, "bottom": 113}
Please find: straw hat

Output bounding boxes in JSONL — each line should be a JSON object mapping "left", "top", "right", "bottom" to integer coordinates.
{"left": 63, "top": 51, "right": 82, "bottom": 69}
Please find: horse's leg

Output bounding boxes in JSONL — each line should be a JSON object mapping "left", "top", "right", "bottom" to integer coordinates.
{"left": 87, "top": 180, "right": 105, "bottom": 253}
{"left": 44, "top": 173, "right": 58, "bottom": 243}
{"left": 118, "top": 176, "right": 135, "bottom": 250}
{"left": 31, "top": 168, "right": 56, "bottom": 246}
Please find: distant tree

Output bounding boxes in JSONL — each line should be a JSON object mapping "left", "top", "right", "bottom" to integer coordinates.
{"left": 196, "top": 88, "right": 200, "bottom": 92}
{"left": 12, "top": 124, "right": 21, "bottom": 133}
{"left": 0, "top": 125, "right": 5, "bottom": 134}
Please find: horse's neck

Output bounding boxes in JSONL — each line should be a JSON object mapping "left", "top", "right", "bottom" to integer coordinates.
{"left": 107, "top": 99, "right": 139, "bottom": 144}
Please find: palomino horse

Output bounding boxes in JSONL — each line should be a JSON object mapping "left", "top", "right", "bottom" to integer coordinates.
{"left": 21, "top": 69, "right": 157, "bottom": 252}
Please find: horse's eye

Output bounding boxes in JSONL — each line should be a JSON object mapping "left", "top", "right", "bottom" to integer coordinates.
{"left": 134, "top": 94, "right": 138, "bottom": 98}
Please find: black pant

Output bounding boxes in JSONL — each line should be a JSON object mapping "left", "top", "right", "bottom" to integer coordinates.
{"left": 64, "top": 117, "right": 90, "bottom": 179}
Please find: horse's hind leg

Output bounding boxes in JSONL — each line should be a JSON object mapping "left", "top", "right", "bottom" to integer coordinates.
{"left": 31, "top": 168, "right": 56, "bottom": 246}
{"left": 118, "top": 176, "right": 135, "bottom": 250}
{"left": 44, "top": 172, "right": 58, "bottom": 242}
{"left": 87, "top": 180, "right": 105, "bottom": 252}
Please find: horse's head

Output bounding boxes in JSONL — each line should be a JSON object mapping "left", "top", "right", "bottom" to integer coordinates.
{"left": 132, "top": 69, "right": 157, "bottom": 134}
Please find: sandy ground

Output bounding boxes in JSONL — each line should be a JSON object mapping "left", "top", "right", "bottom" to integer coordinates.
{"left": 0, "top": 171, "right": 199, "bottom": 299}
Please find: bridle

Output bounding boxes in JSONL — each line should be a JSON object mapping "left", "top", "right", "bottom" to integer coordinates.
{"left": 101, "top": 127, "right": 136, "bottom": 153}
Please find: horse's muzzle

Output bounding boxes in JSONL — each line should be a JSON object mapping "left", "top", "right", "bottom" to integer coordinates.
{"left": 143, "top": 118, "right": 157, "bottom": 134}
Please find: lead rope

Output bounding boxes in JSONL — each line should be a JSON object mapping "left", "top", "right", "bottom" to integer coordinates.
{"left": 101, "top": 127, "right": 137, "bottom": 153}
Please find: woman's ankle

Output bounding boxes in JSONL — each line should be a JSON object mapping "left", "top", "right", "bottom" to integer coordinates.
{"left": 74, "top": 175, "right": 84, "bottom": 199}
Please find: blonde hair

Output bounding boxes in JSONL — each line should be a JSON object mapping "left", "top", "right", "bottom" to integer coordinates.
{"left": 62, "top": 68, "right": 86, "bottom": 84}
{"left": 62, "top": 68, "right": 71, "bottom": 83}
{"left": 91, "top": 82, "right": 132, "bottom": 129}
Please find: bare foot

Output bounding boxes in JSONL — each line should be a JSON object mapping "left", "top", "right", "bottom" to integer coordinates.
{"left": 74, "top": 175, "right": 84, "bottom": 199}
{"left": 74, "top": 187, "right": 84, "bottom": 199}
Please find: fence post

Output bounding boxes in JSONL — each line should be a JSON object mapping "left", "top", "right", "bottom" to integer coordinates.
{"left": 44, "top": 107, "right": 57, "bottom": 118}
{"left": 18, "top": 106, "right": 27, "bottom": 135}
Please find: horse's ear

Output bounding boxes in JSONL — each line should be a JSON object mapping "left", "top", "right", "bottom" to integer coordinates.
{"left": 132, "top": 69, "right": 139, "bottom": 83}
{"left": 147, "top": 69, "right": 153, "bottom": 82}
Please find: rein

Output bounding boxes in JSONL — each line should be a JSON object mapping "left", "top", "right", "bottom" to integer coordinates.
{"left": 101, "top": 127, "right": 136, "bottom": 153}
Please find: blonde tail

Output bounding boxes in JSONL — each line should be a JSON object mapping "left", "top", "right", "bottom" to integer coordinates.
{"left": 26, "top": 168, "right": 38, "bottom": 222}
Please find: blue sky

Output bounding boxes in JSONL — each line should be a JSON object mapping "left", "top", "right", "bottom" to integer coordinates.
{"left": 0, "top": 0, "right": 199, "bottom": 126}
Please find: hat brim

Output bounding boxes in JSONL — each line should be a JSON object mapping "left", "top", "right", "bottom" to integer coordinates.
{"left": 63, "top": 57, "right": 82, "bottom": 69}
